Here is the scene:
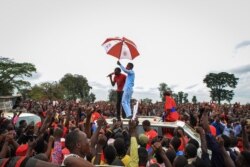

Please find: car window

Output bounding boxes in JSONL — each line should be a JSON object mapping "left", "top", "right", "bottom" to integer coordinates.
{"left": 16, "top": 115, "right": 41, "bottom": 127}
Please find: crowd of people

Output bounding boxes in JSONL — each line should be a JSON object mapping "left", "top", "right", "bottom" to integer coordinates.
{"left": 0, "top": 62, "right": 249, "bottom": 167}
{"left": 0, "top": 96, "right": 249, "bottom": 167}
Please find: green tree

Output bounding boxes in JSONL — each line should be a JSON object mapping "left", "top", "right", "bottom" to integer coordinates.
{"left": 177, "top": 91, "right": 184, "bottom": 104}
{"left": 172, "top": 93, "right": 179, "bottom": 104}
{"left": 192, "top": 96, "right": 197, "bottom": 104}
{"left": 203, "top": 72, "right": 238, "bottom": 105}
{"left": 28, "top": 85, "right": 45, "bottom": 100}
{"left": 158, "top": 82, "right": 172, "bottom": 102}
{"left": 28, "top": 82, "right": 64, "bottom": 100}
{"left": 183, "top": 93, "right": 189, "bottom": 103}
{"left": 40, "top": 82, "right": 64, "bottom": 100}
{"left": 0, "top": 57, "right": 36, "bottom": 95}
{"left": 108, "top": 89, "right": 117, "bottom": 102}
{"left": 60, "top": 73, "right": 92, "bottom": 100}
{"left": 85, "top": 92, "right": 96, "bottom": 103}
{"left": 141, "top": 98, "right": 152, "bottom": 104}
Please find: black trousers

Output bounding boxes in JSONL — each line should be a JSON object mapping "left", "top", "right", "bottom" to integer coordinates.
{"left": 117, "top": 91, "right": 126, "bottom": 119}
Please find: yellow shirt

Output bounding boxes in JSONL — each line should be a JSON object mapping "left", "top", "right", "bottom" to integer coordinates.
{"left": 121, "top": 155, "right": 132, "bottom": 167}
{"left": 127, "top": 137, "right": 139, "bottom": 167}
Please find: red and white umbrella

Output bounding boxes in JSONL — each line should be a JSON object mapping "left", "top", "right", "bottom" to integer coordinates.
{"left": 102, "top": 37, "right": 140, "bottom": 60}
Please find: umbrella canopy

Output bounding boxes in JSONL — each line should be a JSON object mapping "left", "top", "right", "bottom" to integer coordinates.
{"left": 102, "top": 37, "right": 139, "bottom": 60}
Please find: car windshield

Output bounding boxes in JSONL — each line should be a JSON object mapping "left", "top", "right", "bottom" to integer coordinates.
{"left": 16, "top": 115, "right": 41, "bottom": 127}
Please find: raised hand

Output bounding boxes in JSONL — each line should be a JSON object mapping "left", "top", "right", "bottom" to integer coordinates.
{"left": 97, "top": 134, "right": 107, "bottom": 146}
{"left": 97, "top": 117, "right": 106, "bottom": 127}
{"left": 153, "top": 142, "right": 163, "bottom": 152}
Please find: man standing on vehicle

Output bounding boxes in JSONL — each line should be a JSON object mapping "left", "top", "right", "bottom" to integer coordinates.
{"left": 107, "top": 67, "right": 126, "bottom": 120}
{"left": 117, "top": 61, "right": 134, "bottom": 119}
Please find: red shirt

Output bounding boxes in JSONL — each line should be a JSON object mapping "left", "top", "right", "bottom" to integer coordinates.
{"left": 114, "top": 74, "right": 126, "bottom": 92}
{"left": 164, "top": 96, "right": 176, "bottom": 110}
{"left": 91, "top": 111, "right": 101, "bottom": 122}
{"left": 145, "top": 129, "right": 158, "bottom": 149}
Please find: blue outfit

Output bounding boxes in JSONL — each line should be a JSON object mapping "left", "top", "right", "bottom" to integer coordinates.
{"left": 119, "top": 64, "right": 135, "bottom": 117}
{"left": 233, "top": 124, "right": 242, "bottom": 137}
{"left": 211, "top": 121, "right": 225, "bottom": 136}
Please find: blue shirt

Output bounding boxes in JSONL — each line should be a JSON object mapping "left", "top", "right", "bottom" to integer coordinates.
{"left": 119, "top": 64, "right": 135, "bottom": 91}
{"left": 211, "top": 121, "right": 225, "bottom": 136}
{"left": 233, "top": 124, "right": 242, "bottom": 136}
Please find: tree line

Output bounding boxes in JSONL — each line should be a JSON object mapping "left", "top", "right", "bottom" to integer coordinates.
{"left": 0, "top": 57, "right": 95, "bottom": 102}
{"left": 1, "top": 57, "right": 238, "bottom": 104}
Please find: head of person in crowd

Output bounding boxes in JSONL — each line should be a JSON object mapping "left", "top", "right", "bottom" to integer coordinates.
{"left": 0, "top": 128, "right": 8, "bottom": 143}
{"left": 173, "top": 155, "right": 188, "bottom": 167}
{"left": 142, "top": 120, "right": 151, "bottom": 132}
{"left": 166, "top": 149, "right": 176, "bottom": 164}
{"left": 214, "top": 115, "right": 221, "bottom": 123}
{"left": 34, "top": 137, "right": 48, "bottom": 154}
{"left": 187, "top": 138, "right": 199, "bottom": 149}
{"left": 33, "top": 153, "right": 49, "bottom": 162}
{"left": 26, "top": 121, "right": 35, "bottom": 136}
{"left": 65, "top": 129, "right": 90, "bottom": 158}
{"left": 138, "top": 147, "right": 148, "bottom": 167}
{"left": 174, "top": 127, "right": 185, "bottom": 138}
{"left": 103, "top": 145, "right": 117, "bottom": 165}
{"left": 154, "top": 151, "right": 165, "bottom": 165}
{"left": 53, "top": 127, "right": 63, "bottom": 140}
{"left": 170, "top": 136, "right": 181, "bottom": 152}
{"left": 19, "top": 120, "right": 27, "bottom": 128}
{"left": 221, "top": 134, "right": 231, "bottom": 148}
{"left": 236, "top": 151, "right": 250, "bottom": 167}
{"left": 114, "top": 138, "right": 126, "bottom": 157}
{"left": 138, "top": 133, "right": 149, "bottom": 148}
{"left": 184, "top": 143, "right": 197, "bottom": 159}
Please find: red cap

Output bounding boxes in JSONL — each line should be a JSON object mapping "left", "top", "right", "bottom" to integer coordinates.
{"left": 16, "top": 144, "right": 28, "bottom": 156}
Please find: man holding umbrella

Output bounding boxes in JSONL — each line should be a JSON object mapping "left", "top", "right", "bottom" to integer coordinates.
{"left": 117, "top": 61, "right": 135, "bottom": 119}
{"left": 107, "top": 67, "right": 126, "bottom": 120}
{"left": 102, "top": 37, "right": 139, "bottom": 119}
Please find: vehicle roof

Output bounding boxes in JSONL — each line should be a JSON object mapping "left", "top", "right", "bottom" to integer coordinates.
{"left": 0, "top": 95, "right": 21, "bottom": 99}
{"left": 4, "top": 112, "right": 39, "bottom": 119}
{"left": 106, "top": 116, "right": 201, "bottom": 145}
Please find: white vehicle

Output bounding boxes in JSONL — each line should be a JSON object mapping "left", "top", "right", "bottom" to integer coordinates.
{"left": 106, "top": 116, "right": 201, "bottom": 146}
{"left": 4, "top": 112, "right": 41, "bottom": 127}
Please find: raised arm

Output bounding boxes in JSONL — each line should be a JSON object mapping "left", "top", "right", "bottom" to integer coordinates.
{"left": 196, "top": 127, "right": 208, "bottom": 154}
{"left": 127, "top": 119, "right": 139, "bottom": 167}
{"left": 108, "top": 73, "right": 115, "bottom": 86}
{"left": 217, "top": 137, "right": 236, "bottom": 167}
{"left": 90, "top": 117, "right": 106, "bottom": 156}
{"left": 153, "top": 142, "right": 172, "bottom": 167}
{"left": 241, "top": 119, "right": 250, "bottom": 151}
{"left": 117, "top": 61, "right": 133, "bottom": 74}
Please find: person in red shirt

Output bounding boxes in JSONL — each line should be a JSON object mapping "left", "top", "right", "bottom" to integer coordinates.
{"left": 164, "top": 91, "right": 179, "bottom": 122}
{"left": 108, "top": 67, "right": 126, "bottom": 120}
{"left": 142, "top": 120, "right": 158, "bottom": 151}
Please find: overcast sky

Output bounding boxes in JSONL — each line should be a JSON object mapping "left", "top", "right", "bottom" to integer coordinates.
{"left": 1, "top": 0, "right": 250, "bottom": 103}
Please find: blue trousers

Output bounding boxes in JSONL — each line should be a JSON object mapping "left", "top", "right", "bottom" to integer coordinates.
{"left": 122, "top": 88, "right": 133, "bottom": 117}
